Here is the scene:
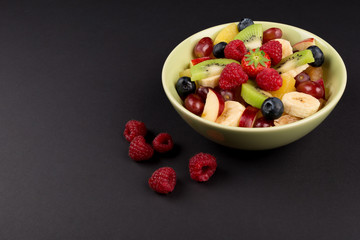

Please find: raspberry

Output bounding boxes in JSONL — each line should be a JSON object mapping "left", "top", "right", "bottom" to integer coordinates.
{"left": 148, "top": 167, "right": 176, "bottom": 194}
{"left": 123, "top": 120, "right": 147, "bottom": 142}
{"left": 218, "top": 62, "right": 248, "bottom": 90}
{"left": 260, "top": 40, "right": 282, "bottom": 66}
{"left": 256, "top": 68, "right": 283, "bottom": 91}
{"left": 152, "top": 133, "right": 174, "bottom": 153}
{"left": 128, "top": 136, "right": 154, "bottom": 161}
{"left": 189, "top": 153, "right": 217, "bottom": 182}
{"left": 224, "top": 40, "right": 247, "bottom": 61}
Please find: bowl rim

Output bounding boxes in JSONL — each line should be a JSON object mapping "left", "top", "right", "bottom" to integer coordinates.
{"left": 161, "top": 21, "right": 347, "bottom": 133}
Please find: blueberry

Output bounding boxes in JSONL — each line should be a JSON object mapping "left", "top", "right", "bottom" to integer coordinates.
{"left": 261, "top": 97, "right": 284, "bottom": 120}
{"left": 175, "top": 77, "right": 196, "bottom": 99}
{"left": 307, "top": 45, "right": 324, "bottom": 67}
{"left": 212, "top": 42, "right": 227, "bottom": 58}
{"left": 237, "top": 18, "right": 254, "bottom": 31}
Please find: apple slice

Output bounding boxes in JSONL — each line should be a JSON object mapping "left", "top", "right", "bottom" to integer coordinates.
{"left": 190, "top": 57, "right": 212, "bottom": 67}
{"left": 216, "top": 101, "right": 245, "bottom": 127}
{"left": 292, "top": 38, "right": 315, "bottom": 51}
{"left": 201, "top": 89, "right": 225, "bottom": 122}
{"left": 198, "top": 75, "right": 220, "bottom": 88}
{"left": 238, "top": 106, "right": 260, "bottom": 128}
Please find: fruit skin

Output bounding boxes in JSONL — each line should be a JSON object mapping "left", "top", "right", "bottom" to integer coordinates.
{"left": 123, "top": 120, "right": 147, "bottom": 142}
{"left": 263, "top": 27, "right": 283, "bottom": 44}
{"left": 271, "top": 39, "right": 293, "bottom": 59}
{"left": 260, "top": 40, "right": 282, "bottom": 66}
{"left": 196, "top": 86, "right": 210, "bottom": 101}
{"left": 190, "top": 58, "right": 239, "bottom": 81}
{"left": 237, "top": 18, "right": 254, "bottom": 31}
{"left": 212, "top": 42, "right": 227, "bottom": 58}
{"left": 274, "top": 50, "right": 314, "bottom": 75}
{"left": 201, "top": 88, "right": 225, "bottom": 122}
{"left": 241, "top": 81, "right": 269, "bottom": 109}
{"left": 254, "top": 117, "right": 274, "bottom": 128}
{"left": 307, "top": 45, "right": 324, "bottom": 67}
{"left": 215, "top": 100, "right": 245, "bottom": 127}
{"left": 295, "top": 72, "right": 310, "bottom": 87}
{"left": 218, "top": 62, "right": 248, "bottom": 90}
{"left": 184, "top": 93, "right": 205, "bottom": 115}
{"left": 175, "top": 76, "right": 196, "bottom": 99}
{"left": 274, "top": 114, "right": 301, "bottom": 126}
{"left": 282, "top": 91, "right": 320, "bottom": 118}
{"left": 269, "top": 73, "right": 296, "bottom": 99}
{"left": 214, "top": 23, "right": 239, "bottom": 45}
{"left": 304, "top": 66, "right": 323, "bottom": 81}
{"left": 189, "top": 153, "right": 217, "bottom": 182}
{"left": 194, "top": 37, "right": 213, "bottom": 58}
{"left": 292, "top": 38, "right": 315, "bottom": 51}
{"left": 190, "top": 56, "right": 212, "bottom": 66}
{"left": 255, "top": 68, "right": 283, "bottom": 91}
{"left": 261, "top": 97, "right": 284, "bottom": 120}
{"left": 241, "top": 48, "right": 271, "bottom": 79}
{"left": 296, "top": 80, "right": 325, "bottom": 99}
{"left": 224, "top": 40, "right": 247, "bottom": 62}
{"left": 238, "top": 105, "right": 259, "bottom": 128}
{"left": 148, "top": 167, "right": 176, "bottom": 194}
{"left": 152, "top": 133, "right": 174, "bottom": 153}
{"left": 128, "top": 136, "right": 154, "bottom": 161}
{"left": 234, "top": 24, "right": 263, "bottom": 51}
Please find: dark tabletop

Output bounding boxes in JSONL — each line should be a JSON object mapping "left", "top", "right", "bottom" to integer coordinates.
{"left": 0, "top": 1, "right": 359, "bottom": 240}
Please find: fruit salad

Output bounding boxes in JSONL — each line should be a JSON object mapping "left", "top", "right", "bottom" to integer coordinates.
{"left": 175, "top": 18, "right": 326, "bottom": 128}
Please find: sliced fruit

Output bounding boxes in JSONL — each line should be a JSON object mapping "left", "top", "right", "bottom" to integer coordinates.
{"left": 179, "top": 68, "right": 191, "bottom": 78}
{"left": 215, "top": 101, "right": 245, "bottom": 127}
{"left": 274, "top": 114, "right": 301, "bottom": 126}
{"left": 285, "top": 64, "right": 309, "bottom": 78}
{"left": 197, "top": 75, "right": 220, "bottom": 88}
{"left": 238, "top": 106, "right": 259, "bottom": 127}
{"left": 282, "top": 91, "right": 320, "bottom": 118}
{"left": 274, "top": 50, "right": 315, "bottom": 75}
{"left": 190, "top": 59, "right": 239, "bottom": 81}
{"left": 307, "top": 45, "right": 324, "bottom": 67}
{"left": 214, "top": 23, "right": 239, "bottom": 45}
{"left": 304, "top": 66, "right": 323, "bottom": 81}
{"left": 271, "top": 39, "right": 293, "bottom": 59}
{"left": 292, "top": 38, "right": 315, "bottom": 51}
{"left": 234, "top": 24, "right": 263, "bottom": 51}
{"left": 241, "top": 81, "right": 269, "bottom": 109}
{"left": 190, "top": 57, "right": 212, "bottom": 67}
{"left": 269, "top": 73, "right": 296, "bottom": 99}
{"left": 201, "top": 89, "right": 225, "bottom": 122}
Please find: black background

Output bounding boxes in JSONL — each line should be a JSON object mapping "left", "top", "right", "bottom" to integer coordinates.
{"left": 0, "top": 1, "right": 359, "bottom": 240}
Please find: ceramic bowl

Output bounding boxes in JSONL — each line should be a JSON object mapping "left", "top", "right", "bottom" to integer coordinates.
{"left": 161, "top": 21, "right": 346, "bottom": 150}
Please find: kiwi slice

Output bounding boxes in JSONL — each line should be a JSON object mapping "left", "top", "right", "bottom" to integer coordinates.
{"left": 234, "top": 24, "right": 263, "bottom": 51}
{"left": 274, "top": 50, "right": 315, "bottom": 74}
{"left": 241, "top": 81, "right": 269, "bottom": 109}
{"left": 190, "top": 59, "right": 239, "bottom": 81}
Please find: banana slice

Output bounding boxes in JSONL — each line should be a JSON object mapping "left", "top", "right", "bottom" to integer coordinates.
{"left": 274, "top": 114, "right": 301, "bottom": 126}
{"left": 272, "top": 39, "right": 293, "bottom": 59}
{"left": 285, "top": 64, "right": 309, "bottom": 78}
{"left": 282, "top": 92, "right": 320, "bottom": 118}
{"left": 216, "top": 101, "right": 245, "bottom": 127}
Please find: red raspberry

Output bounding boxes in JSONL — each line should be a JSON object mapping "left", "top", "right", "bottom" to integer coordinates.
{"left": 148, "top": 167, "right": 176, "bottom": 194}
{"left": 123, "top": 120, "right": 147, "bottom": 142}
{"left": 128, "top": 136, "right": 154, "bottom": 161}
{"left": 224, "top": 40, "right": 247, "bottom": 61}
{"left": 256, "top": 68, "right": 283, "bottom": 91}
{"left": 260, "top": 40, "right": 282, "bottom": 66}
{"left": 189, "top": 153, "right": 217, "bottom": 182}
{"left": 218, "top": 62, "right": 248, "bottom": 90}
{"left": 152, "top": 133, "right": 174, "bottom": 153}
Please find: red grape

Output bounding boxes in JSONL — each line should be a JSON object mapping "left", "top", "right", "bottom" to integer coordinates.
{"left": 215, "top": 86, "right": 234, "bottom": 101}
{"left": 263, "top": 28, "right": 283, "bottom": 44}
{"left": 184, "top": 94, "right": 205, "bottom": 115}
{"left": 196, "top": 86, "right": 210, "bottom": 101}
{"left": 253, "top": 117, "right": 274, "bottom": 128}
{"left": 193, "top": 37, "right": 213, "bottom": 58}
{"left": 295, "top": 72, "right": 310, "bottom": 87}
{"left": 296, "top": 81, "right": 324, "bottom": 99}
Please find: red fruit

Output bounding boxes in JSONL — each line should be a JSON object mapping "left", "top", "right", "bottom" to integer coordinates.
{"left": 241, "top": 48, "right": 271, "bottom": 79}
{"left": 253, "top": 117, "right": 274, "bottom": 128}
{"left": 224, "top": 40, "right": 247, "bottom": 61}
{"left": 189, "top": 153, "right": 217, "bottom": 182}
{"left": 218, "top": 62, "right": 248, "bottom": 90}
{"left": 256, "top": 68, "right": 283, "bottom": 91}
{"left": 152, "top": 133, "right": 174, "bottom": 153}
{"left": 263, "top": 27, "right": 283, "bottom": 44}
{"left": 128, "top": 136, "right": 154, "bottom": 161}
{"left": 148, "top": 167, "right": 176, "bottom": 194}
{"left": 123, "top": 120, "right": 147, "bottom": 142}
{"left": 184, "top": 93, "right": 205, "bottom": 115}
{"left": 194, "top": 37, "right": 213, "bottom": 58}
{"left": 190, "top": 56, "right": 212, "bottom": 66}
{"left": 260, "top": 40, "right": 282, "bottom": 66}
{"left": 296, "top": 80, "right": 324, "bottom": 99}
{"left": 238, "top": 106, "right": 259, "bottom": 128}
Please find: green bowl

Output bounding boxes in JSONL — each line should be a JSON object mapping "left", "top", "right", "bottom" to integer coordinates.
{"left": 161, "top": 21, "right": 346, "bottom": 150}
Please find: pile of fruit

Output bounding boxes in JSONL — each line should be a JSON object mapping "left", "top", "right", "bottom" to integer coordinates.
{"left": 175, "top": 18, "right": 326, "bottom": 128}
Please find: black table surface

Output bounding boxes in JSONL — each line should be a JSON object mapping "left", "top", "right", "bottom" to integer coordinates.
{"left": 1, "top": 1, "right": 359, "bottom": 240}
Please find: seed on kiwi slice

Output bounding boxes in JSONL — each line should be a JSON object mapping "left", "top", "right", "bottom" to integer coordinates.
{"left": 234, "top": 24, "right": 263, "bottom": 51}
{"left": 241, "top": 80, "right": 269, "bottom": 109}
{"left": 190, "top": 59, "right": 239, "bottom": 81}
{"left": 274, "top": 50, "right": 315, "bottom": 75}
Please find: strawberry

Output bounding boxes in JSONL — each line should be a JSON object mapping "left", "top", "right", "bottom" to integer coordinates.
{"left": 260, "top": 40, "right": 282, "bottom": 66}
{"left": 241, "top": 48, "right": 271, "bottom": 79}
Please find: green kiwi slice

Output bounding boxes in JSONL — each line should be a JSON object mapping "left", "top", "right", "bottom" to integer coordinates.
{"left": 234, "top": 24, "right": 263, "bottom": 51}
{"left": 241, "top": 80, "right": 269, "bottom": 109}
{"left": 274, "top": 50, "right": 315, "bottom": 74}
{"left": 190, "top": 59, "right": 239, "bottom": 81}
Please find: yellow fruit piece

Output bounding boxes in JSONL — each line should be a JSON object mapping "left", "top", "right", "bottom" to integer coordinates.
{"left": 213, "top": 23, "right": 239, "bottom": 45}
{"left": 179, "top": 68, "right": 191, "bottom": 78}
{"left": 269, "top": 73, "right": 296, "bottom": 99}
{"left": 304, "top": 66, "right": 323, "bottom": 81}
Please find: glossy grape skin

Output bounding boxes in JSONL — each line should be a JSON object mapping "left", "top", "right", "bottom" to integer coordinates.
{"left": 184, "top": 94, "right": 205, "bottom": 115}
{"left": 296, "top": 80, "right": 325, "bottom": 99}
{"left": 196, "top": 86, "right": 210, "bottom": 101}
{"left": 215, "top": 86, "right": 234, "bottom": 101}
{"left": 175, "top": 77, "right": 196, "bottom": 99}
{"left": 261, "top": 97, "right": 284, "bottom": 120}
{"left": 194, "top": 37, "right": 213, "bottom": 58}
{"left": 212, "top": 42, "right": 227, "bottom": 58}
{"left": 295, "top": 72, "right": 310, "bottom": 87}
{"left": 263, "top": 28, "right": 283, "bottom": 44}
{"left": 253, "top": 117, "right": 274, "bottom": 128}
{"left": 307, "top": 45, "right": 324, "bottom": 67}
